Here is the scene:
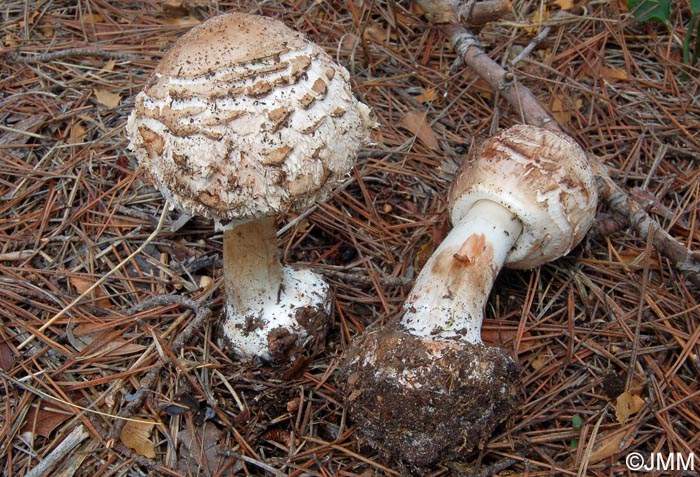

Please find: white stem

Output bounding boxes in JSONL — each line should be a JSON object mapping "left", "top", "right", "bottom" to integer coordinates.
{"left": 222, "top": 216, "right": 331, "bottom": 360}
{"left": 223, "top": 216, "right": 284, "bottom": 313}
{"left": 401, "top": 200, "right": 523, "bottom": 343}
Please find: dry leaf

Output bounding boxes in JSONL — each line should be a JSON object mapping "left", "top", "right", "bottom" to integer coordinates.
{"left": 68, "top": 122, "right": 87, "bottom": 144}
{"left": 600, "top": 66, "right": 629, "bottom": 83}
{"left": 554, "top": 0, "right": 574, "bottom": 9}
{"left": 481, "top": 328, "right": 518, "bottom": 347}
{"left": 551, "top": 94, "right": 583, "bottom": 125}
{"left": 530, "top": 352, "right": 549, "bottom": 370}
{"left": 94, "top": 89, "right": 121, "bottom": 108}
{"left": 414, "top": 238, "right": 436, "bottom": 270}
{"left": 482, "top": 329, "right": 539, "bottom": 351}
{"left": 179, "top": 422, "right": 223, "bottom": 474}
{"left": 121, "top": 420, "right": 156, "bottom": 458}
{"left": 588, "top": 426, "right": 635, "bottom": 463}
{"left": 362, "top": 25, "right": 387, "bottom": 44}
{"left": 21, "top": 405, "right": 71, "bottom": 439}
{"left": 399, "top": 110, "right": 440, "bottom": 150}
{"left": 100, "top": 59, "right": 116, "bottom": 74}
{"left": 615, "top": 391, "right": 645, "bottom": 424}
{"left": 525, "top": 6, "right": 549, "bottom": 34}
{"left": 340, "top": 33, "right": 360, "bottom": 52}
{"left": 4, "top": 34, "right": 20, "bottom": 48}
{"left": 551, "top": 95, "right": 571, "bottom": 125}
{"left": 69, "top": 277, "right": 111, "bottom": 308}
{"left": 82, "top": 13, "right": 104, "bottom": 23}
{"left": 198, "top": 275, "right": 213, "bottom": 290}
{"left": 163, "top": 0, "right": 190, "bottom": 17}
{"left": 68, "top": 323, "right": 146, "bottom": 357}
{"left": 415, "top": 88, "right": 439, "bottom": 103}
{"left": 393, "top": 10, "right": 423, "bottom": 28}
{"left": 0, "top": 340, "right": 17, "bottom": 372}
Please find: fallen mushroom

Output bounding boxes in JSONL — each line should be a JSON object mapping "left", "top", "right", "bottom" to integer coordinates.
{"left": 126, "top": 13, "right": 374, "bottom": 361}
{"left": 341, "top": 125, "right": 598, "bottom": 465}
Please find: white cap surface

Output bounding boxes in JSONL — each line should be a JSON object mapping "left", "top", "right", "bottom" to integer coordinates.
{"left": 126, "top": 13, "right": 374, "bottom": 229}
{"left": 449, "top": 125, "right": 597, "bottom": 269}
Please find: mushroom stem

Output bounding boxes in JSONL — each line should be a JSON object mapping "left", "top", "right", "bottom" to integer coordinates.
{"left": 401, "top": 200, "right": 523, "bottom": 343}
{"left": 222, "top": 215, "right": 332, "bottom": 361}
{"left": 223, "top": 217, "right": 284, "bottom": 314}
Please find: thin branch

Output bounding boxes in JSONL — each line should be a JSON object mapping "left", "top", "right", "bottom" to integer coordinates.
{"left": 4, "top": 48, "right": 140, "bottom": 64}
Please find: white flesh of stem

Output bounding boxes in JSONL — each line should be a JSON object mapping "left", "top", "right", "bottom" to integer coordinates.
{"left": 223, "top": 216, "right": 284, "bottom": 311}
{"left": 222, "top": 216, "right": 330, "bottom": 360}
{"left": 400, "top": 200, "right": 523, "bottom": 343}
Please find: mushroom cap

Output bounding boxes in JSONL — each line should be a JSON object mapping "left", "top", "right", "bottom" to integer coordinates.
{"left": 126, "top": 13, "right": 374, "bottom": 229}
{"left": 341, "top": 324, "right": 521, "bottom": 466}
{"left": 448, "top": 125, "right": 597, "bottom": 269}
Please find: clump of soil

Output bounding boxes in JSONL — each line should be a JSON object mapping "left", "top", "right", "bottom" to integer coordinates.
{"left": 340, "top": 323, "right": 521, "bottom": 466}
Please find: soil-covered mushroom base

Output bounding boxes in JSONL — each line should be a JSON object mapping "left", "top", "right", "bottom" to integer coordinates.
{"left": 341, "top": 324, "right": 521, "bottom": 466}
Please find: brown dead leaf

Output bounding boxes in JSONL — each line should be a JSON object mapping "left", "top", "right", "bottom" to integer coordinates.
{"left": 482, "top": 329, "right": 539, "bottom": 351}
{"left": 615, "top": 392, "right": 645, "bottom": 424}
{"left": 415, "top": 88, "right": 439, "bottom": 103}
{"left": 554, "top": 0, "right": 574, "bottom": 9}
{"left": 339, "top": 33, "right": 360, "bottom": 52}
{"left": 525, "top": 7, "right": 549, "bottom": 34}
{"left": 414, "top": 238, "right": 436, "bottom": 270}
{"left": 399, "top": 110, "right": 440, "bottom": 150}
{"left": 68, "top": 323, "right": 145, "bottom": 357}
{"left": 531, "top": 352, "right": 549, "bottom": 370}
{"left": 551, "top": 95, "right": 571, "bottom": 125}
{"left": 82, "top": 13, "right": 104, "bottom": 23}
{"left": 94, "top": 89, "right": 121, "bottom": 108}
{"left": 120, "top": 420, "right": 156, "bottom": 458}
{"left": 68, "top": 122, "right": 87, "bottom": 145}
{"left": 179, "top": 422, "right": 223, "bottom": 474}
{"left": 163, "top": 0, "right": 190, "bottom": 17}
{"left": 198, "top": 275, "right": 213, "bottom": 291}
{"left": 394, "top": 10, "right": 423, "bottom": 28}
{"left": 21, "top": 404, "right": 71, "bottom": 439}
{"left": 550, "top": 94, "right": 583, "bottom": 125}
{"left": 100, "top": 59, "right": 116, "bottom": 74}
{"left": 600, "top": 66, "right": 629, "bottom": 83}
{"left": 482, "top": 328, "right": 517, "bottom": 347}
{"left": 69, "top": 277, "right": 111, "bottom": 308}
{"left": 363, "top": 24, "right": 392, "bottom": 44}
{"left": 4, "top": 34, "right": 20, "bottom": 48}
{"left": 0, "top": 340, "right": 16, "bottom": 372}
{"left": 589, "top": 426, "right": 635, "bottom": 463}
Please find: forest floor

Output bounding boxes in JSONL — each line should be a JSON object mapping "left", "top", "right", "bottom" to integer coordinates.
{"left": 1, "top": 0, "right": 699, "bottom": 476}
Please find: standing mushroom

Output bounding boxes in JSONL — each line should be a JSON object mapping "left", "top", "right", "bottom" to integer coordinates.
{"left": 126, "top": 13, "right": 374, "bottom": 362}
{"left": 341, "top": 125, "right": 597, "bottom": 465}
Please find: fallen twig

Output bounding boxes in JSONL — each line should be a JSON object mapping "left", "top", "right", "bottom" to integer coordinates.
{"left": 4, "top": 48, "right": 140, "bottom": 64}
{"left": 25, "top": 425, "right": 89, "bottom": 477}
